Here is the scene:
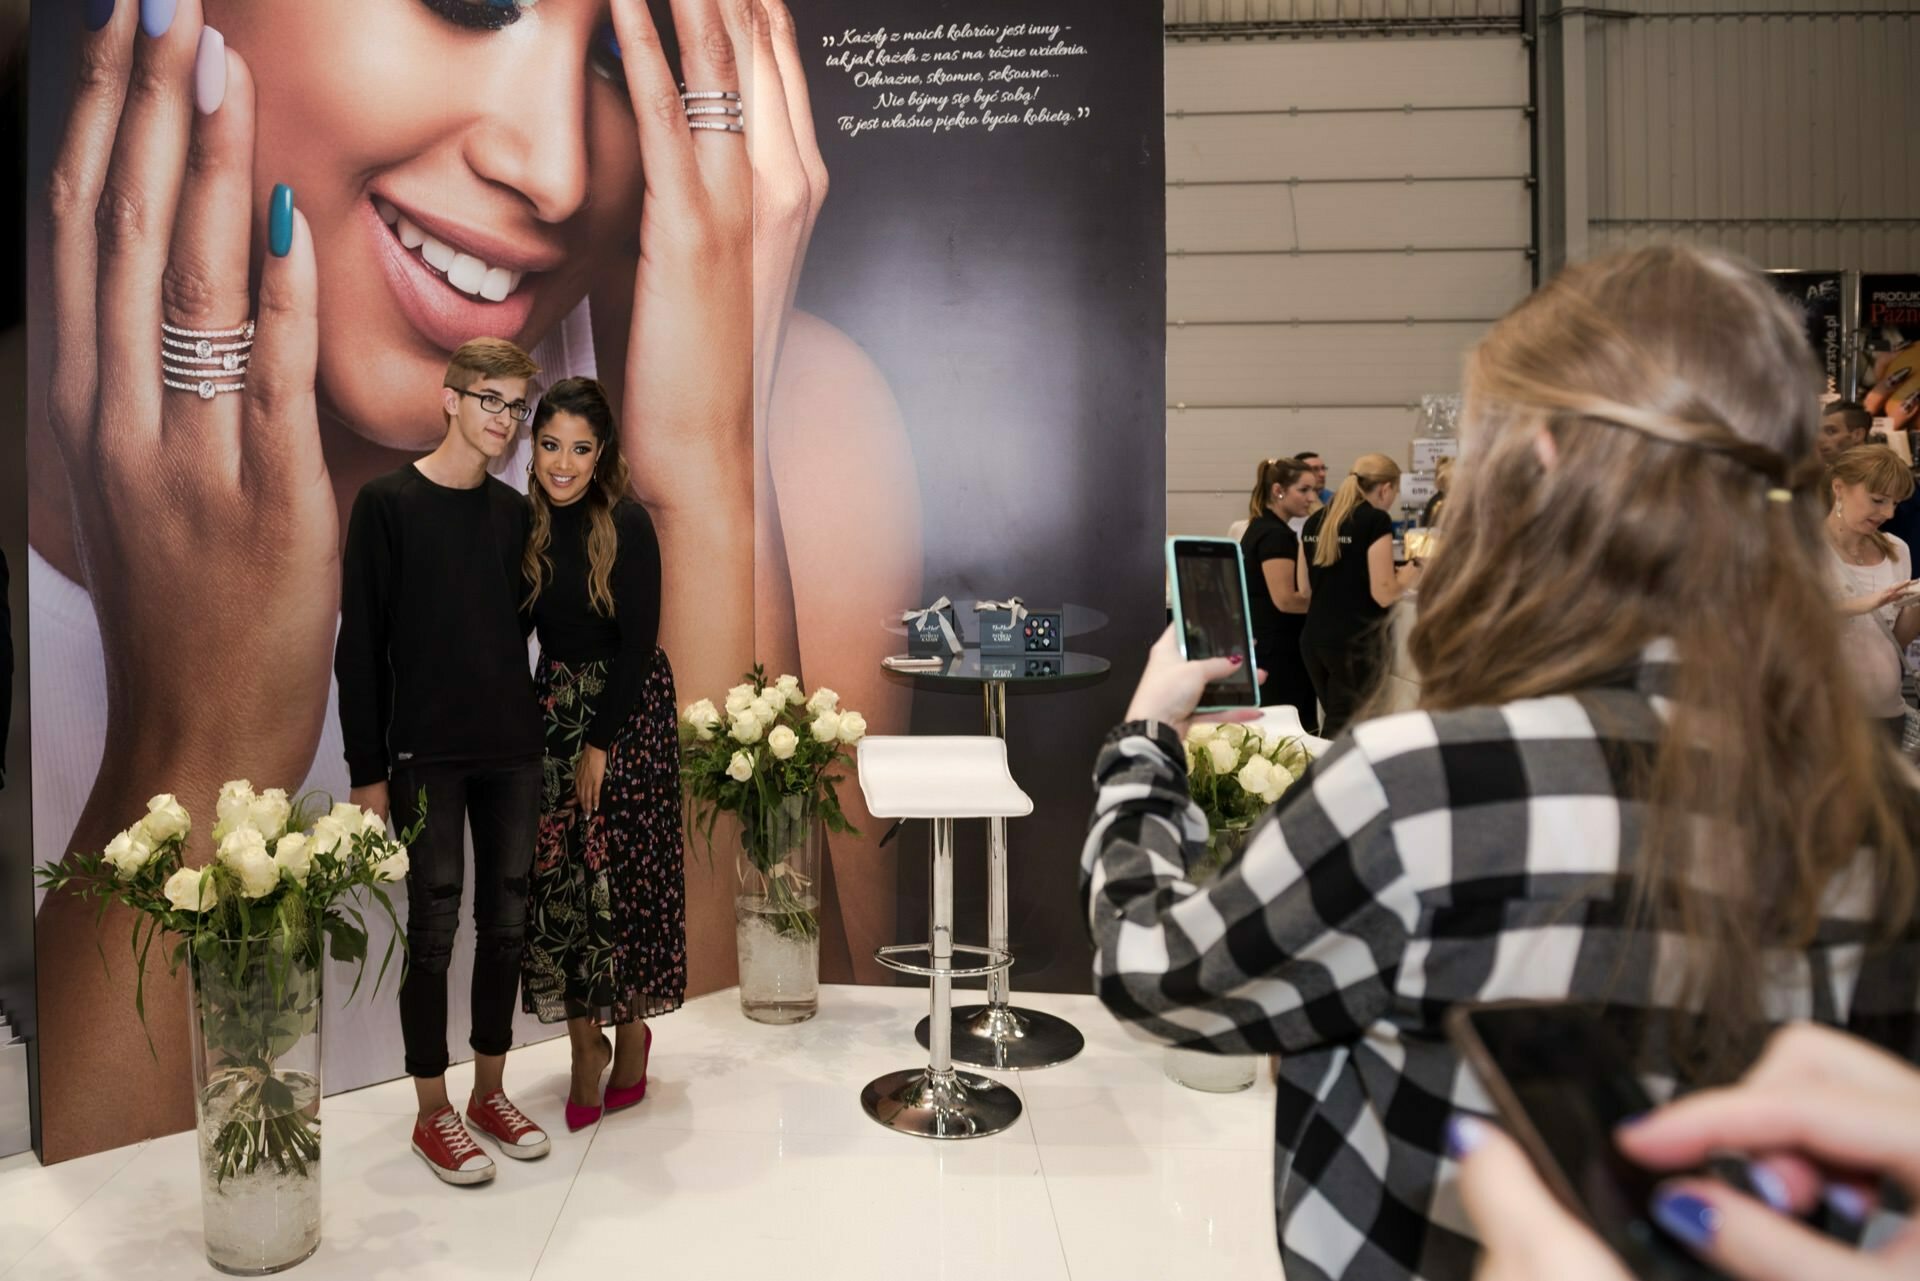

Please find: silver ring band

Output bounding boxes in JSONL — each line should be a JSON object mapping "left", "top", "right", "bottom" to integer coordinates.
{"left": 163, "top": 377, "right": 245, "bottom": 399}
{"left": 163, "top": 336, "right": 254, "bottom": 358}
{"left": 164, "top": 350, "right": 250, "bottom": 370}
{"left": 688, "top": 121, "right": 745, "bottom": 134}
{"left": 679, "top": 89, "right": 741, "bottom": 102}
{"left": 160, "top": 319, "right": 255, "bottom": 340}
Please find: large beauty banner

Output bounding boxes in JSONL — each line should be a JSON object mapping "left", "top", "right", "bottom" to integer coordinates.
{"left": 1860, "top": 273, "right": 1920, "bottom": 427}
{"left": 1763, "top": 270, "right": 1844, "bottom": 398}
{"left": 26, "top": 0, "right": 1163, "bottom": 1162}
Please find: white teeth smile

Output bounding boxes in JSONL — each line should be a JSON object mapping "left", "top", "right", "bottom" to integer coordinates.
{"left": 375, "top": 197, "right": 526, "bottom": 303}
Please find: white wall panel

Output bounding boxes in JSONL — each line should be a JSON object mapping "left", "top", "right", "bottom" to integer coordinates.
{"left": 1165, "top": 34, "right": 1533, "bottom": 534}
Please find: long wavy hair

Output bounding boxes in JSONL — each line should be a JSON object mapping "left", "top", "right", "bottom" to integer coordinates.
{"left": 1310, "top": 453, "right": 1401, "bottom": 567}
{"left": 1246, "top": 457, "right": 1311, "bottom": 520}
{"left": 524, "top": 378, "right": 633, "bottom": 616}
{"left": 1409, "top": 246, "right": 1918, "bottom": 1075}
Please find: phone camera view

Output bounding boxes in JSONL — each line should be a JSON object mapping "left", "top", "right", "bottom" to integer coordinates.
{"left": 1173, "top": 541, "right": 1257, "bottom": 706}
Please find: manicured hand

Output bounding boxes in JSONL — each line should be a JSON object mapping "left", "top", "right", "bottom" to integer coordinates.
{"left": 576, "top": 745, "right": 608, "bottom": 816}
{"left": 1124, "top": 626, "right": 1263, "bottom": 736}
{"left": 1452, "top": 1116, "right": 1633, "bottom": 1281}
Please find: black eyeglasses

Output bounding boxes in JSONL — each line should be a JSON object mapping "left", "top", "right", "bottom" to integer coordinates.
{"left": 446, "top": 386, "right": 532, "bottom": 422}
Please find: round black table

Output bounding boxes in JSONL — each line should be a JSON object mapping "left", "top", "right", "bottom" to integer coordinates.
{"left": 881, "top": 648, "right": 1111, "bottom": 1070}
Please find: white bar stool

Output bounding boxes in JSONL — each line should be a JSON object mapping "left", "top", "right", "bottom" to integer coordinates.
{"left": 856, "top": 736, "right": 1032, "bottom": 1139}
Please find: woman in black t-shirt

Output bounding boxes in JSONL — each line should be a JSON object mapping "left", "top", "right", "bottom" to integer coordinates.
{"left": 1299, "top": 453, "right": 1423, "bottom": 734}
{"left": 1240, "top": 458, "right": 1321, "bottom": 729}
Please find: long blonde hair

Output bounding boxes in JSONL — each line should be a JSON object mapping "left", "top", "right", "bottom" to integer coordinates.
{"left": 524, "top": 378, "right": 634, "bottom": 616}
{"left": 1410, "top": 246, "right": 1918, "bottom": 1076}
{"left": 1827, "top": 444, "right": 1918, "bottom": 562}
{"left": 1311, "top": 453, "right": 1401, "bottom": 567}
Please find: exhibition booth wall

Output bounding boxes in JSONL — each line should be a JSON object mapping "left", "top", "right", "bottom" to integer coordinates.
{"left": 20, "top": 0, "right": 1166, "bottom": 1162}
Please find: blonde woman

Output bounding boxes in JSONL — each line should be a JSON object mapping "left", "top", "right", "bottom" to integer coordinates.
{"left": 1084, "top": 246, "right": 1920, "bottom": 1281}
{"left": 1296, "top": 453, "right": 1421, "bottom": 734}
{"left": 1824, "top": 444, "right": 1920, "bottom": 742}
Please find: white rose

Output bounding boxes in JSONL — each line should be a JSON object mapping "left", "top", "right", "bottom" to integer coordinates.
{"left": 217, "top": 828, "right": 279, "bottom": 899}
{"left": 1236, "top": 756, "right": 1276, "bottom": 797}
{"left": 767, "top": 725, "right": 799, "bottom": 760}
{"left": 244, "top": 788, "right": 292, "bottom": 840}
{"left": 775, "top": 674, "right": 805, "bottom": 706}
{"left": 308, "top": 815, "right": 349, "bottom": 859}
{"left": 684, "top": 699, "right": 722, "bottom": 741}
{"left": 164, "top": 866, "right": 219, "bottom": 913}
{"left": 329, "top": 802, "right": 363, "bottom": 828}
{"left": 837, "top": 711, "right": 868, "bottom": 744}
{"left": 360, "top": 807, "right": 389, "bottom": 837}
{"left": 730, "top": 714, "right": 764, "bottom": 745}
{"left": 140, "top": 793, "right": 191, "bottom": 844}
{"left": 1217, "top": 724, "right": 1248, "bottom": 748}
{"left": 1184, "top": 743, "right": 1197, "bottom": 772}
{"left": 274, "top": 832, "right": 313, "bottom": 887}
{"left": 213, "top": 780, "right": 256, "bottom": 839}
{"left": 1186, "top": 723, "right": 1218, "bottom": 746}
{"left": 1261, "top": 779, "right": 1287, "bottom": 805}
{"left": 750, "top": 696, "right": 780, "bottom": 725}
{"left": 375, "top": 847, "right": 410, "bottom": 883}
{"left": 806, "top": 687, "right": 839, "bottom": 716}
{"left": 810, "top": 710, "right": 842, "bottom": 744}
{"left": 726, "top": 750, "right": 755, "bottom": 782}
{"left": 104, "top": 826, "right": 158, "bottom": 880}
{"left": 1205, "top": 737, "right": 1237, "bottom": 775}
{"left": 725, "top": 689, "right": 756, "bottom": 716}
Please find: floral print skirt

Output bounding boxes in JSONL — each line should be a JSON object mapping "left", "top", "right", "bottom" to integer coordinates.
{"left": 521, "top": 649, "right": 687, "bottom": 1025}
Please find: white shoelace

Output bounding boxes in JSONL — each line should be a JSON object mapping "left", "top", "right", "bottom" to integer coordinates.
{"left": 482, "top": 1093, "right": 539, "bottom": 1139}
{"left": 433, "top": 1109, "right": 484, "bottom": 1161}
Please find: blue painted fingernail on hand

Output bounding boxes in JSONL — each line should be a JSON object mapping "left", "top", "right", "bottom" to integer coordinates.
{"left": 139, "top": 0, "right": 176, "bottom": 38}
{"left": 86, "top": 0, "right": 115, "bottom": 33}
{"left": 269, "top": 184, "right": 295, "bottom": 258}
{"left": 1743, "top": 1162, "right": 1792, "bottom": 1214}
{"left": 1443, "top": 1115, "right": 1486, "bottom": 1160}
{"left": 1651, "top": 1191, "right": 1721, "bottom": 1251}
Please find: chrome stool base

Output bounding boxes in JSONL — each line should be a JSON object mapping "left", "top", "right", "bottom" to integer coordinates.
{"left": 916, "top": 1003, "right": 1086, "bottom": 1071}
{"left": 860, "top": 1066, "right": 1023, "bottom": 1140}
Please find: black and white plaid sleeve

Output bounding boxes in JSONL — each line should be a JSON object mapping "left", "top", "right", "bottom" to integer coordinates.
{"left": 1081, "top": 720, "right": 1414, "bottom": 1055}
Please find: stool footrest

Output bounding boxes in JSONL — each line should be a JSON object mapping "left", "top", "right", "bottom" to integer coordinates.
{"left": 873, "top": 941, "right": 1012, "bottom": 980}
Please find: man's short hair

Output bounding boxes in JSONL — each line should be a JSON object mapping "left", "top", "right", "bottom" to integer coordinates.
{"left": 1295, "top": 451, "right": 1322, "bottom": 463}
{"left": 445, "top": 337, "right": 540, "bottom": 392}
{"left": 1824, "top": 400, "right": 1873, "bottom": 436}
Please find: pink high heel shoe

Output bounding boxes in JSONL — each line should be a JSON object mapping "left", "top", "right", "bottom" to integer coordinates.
{"left": 604, "top": 1025, "right": 652, "bottom": 1113}
{"left": 564, "top": 1033, "right": 613, "bottom": 1133}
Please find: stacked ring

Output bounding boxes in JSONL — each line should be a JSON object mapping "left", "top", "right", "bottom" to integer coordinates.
{"left": 161, "top": 319, "right": 254, "bottom": 399}
{"left": 680, "top": 86, "right": 744, "bottom": 135}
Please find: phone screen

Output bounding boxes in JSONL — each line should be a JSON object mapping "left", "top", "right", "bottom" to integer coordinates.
{"left": 1451, "top": 1004, "right": 1727, "bottom": 1281}
{"left": 1168, "top": 538, "right": 1260, "bottom": 709}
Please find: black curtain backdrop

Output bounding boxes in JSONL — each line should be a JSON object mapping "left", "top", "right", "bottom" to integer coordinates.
{"left": 794, "top": 0, "right": 1166, "bottom": 993}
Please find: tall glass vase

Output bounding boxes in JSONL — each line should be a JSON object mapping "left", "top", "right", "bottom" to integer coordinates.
{"left": 1163, "top": 824, "right": 1259, "bottom": 1093}
{"left": 734, "top": 794, "right": 822, "bottom": 1024}
{"left": 187, "top": 932, "right": 324, "bottom": 1275}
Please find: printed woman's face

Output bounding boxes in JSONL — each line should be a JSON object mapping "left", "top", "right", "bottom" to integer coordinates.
{"left": 208, "top": 0, "right": 645, "bottom": 449}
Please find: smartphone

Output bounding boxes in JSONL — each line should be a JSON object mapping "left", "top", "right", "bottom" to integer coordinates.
{"left": 1447, "top": 1001, "right": 1731, "bottom": 1281}
{"left": 1166, "top": 536, "right": 1261, "bottom": 710}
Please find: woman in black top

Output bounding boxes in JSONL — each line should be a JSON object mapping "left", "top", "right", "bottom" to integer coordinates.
{"left": 520, "top": 378, "right": 686, "bottom": 1133}
{"left": 1240, "top": 458, "right": 1321, "bottom": 729}
{"left": 1299, "top": 452, "right": 1422, "bottom": 735}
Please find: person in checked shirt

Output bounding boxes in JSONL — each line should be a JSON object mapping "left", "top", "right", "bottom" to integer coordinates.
{"left": 1083, "top": 246, "right": 1920, "bottom": 1281}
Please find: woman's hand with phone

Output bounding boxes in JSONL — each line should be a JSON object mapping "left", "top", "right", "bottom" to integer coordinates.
{"left": 1124, "top": 626, "right": 1264, "bottom": 736}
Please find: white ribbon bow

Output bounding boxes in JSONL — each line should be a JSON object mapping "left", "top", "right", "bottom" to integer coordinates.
{"left": 974, "top": 597, "right": 1029, "bottom": 625}
{"left": 902, "top": 596, "right": 962, "bottom": 654}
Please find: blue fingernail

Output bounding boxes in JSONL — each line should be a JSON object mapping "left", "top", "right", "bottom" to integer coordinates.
{"left": 139, "top": 0, "right": 176, "bottom": 38}
{"left": 1745, "top": 1162, "right": 1792, "bottom": 1214}
{"left": 1824, "top": 1183, "right": 1870, "bottom": 1224}
{"left": 1651, "top": 1191, "right": 1721, "bottom": 1251}
{"left": 86, "top": 0, "right": 115, "bottom": 32}
{"left": 1444, "top": 1114, "right": 1486, "bottom": 1160}
{"left": 269, "top": 184, "right": 294, "bottom": 258}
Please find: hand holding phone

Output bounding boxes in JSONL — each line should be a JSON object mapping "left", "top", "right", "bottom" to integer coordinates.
{"left": 1166, "top": 536, "right": 1261, "bottom": 711}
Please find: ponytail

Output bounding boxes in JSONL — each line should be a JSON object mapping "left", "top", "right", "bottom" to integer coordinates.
{"left": 1311, "top": 453, "right": 1402, "bottom": 567}
{"left": 1246, "top": 457, "right": 1309, "bottom": 520}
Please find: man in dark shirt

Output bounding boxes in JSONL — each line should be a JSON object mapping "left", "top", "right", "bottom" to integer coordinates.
{"left": 336, "top": 338, "right": 549, "bottom": 1185}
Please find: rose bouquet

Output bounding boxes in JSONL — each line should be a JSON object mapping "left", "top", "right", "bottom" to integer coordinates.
{"left": 1183, "top": 722, "right": 1313, "bottom": 879}
{"left": 680, "top": 668, "right": 867, "bottom": 941}
{"left": 37, "top": 782, "right": 419, "bottom": 1185}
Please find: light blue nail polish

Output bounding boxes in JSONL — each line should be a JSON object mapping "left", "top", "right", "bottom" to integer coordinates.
{"left": 1444, "top": 1115, "right": 1486, "bottom": 1160}
{"left": 1651, "top": 1191, "right": 1721, "bottom": 1251}
{"left": 1824, "top": 1183, "right": 1870, "bottom": 1224}
{"left": 269, "top": 184, "right": 294, "bottom": 259}
{"left": 86, "top": 0, "right": 116, "bottom": 33}
{"left": 1745, "top": 1162, "right": 1792, "bottom": 1214}
{"left": 139, "top": 0, "right": 176, "bottom": 38}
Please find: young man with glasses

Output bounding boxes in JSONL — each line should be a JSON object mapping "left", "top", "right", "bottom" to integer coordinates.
{"left": 336, "top": 337, "right": 550, "bottom": 1185}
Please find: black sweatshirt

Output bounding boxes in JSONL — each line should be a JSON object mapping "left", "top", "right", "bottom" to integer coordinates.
{"left": 335, "top": 465, "right": 541, "bottom": 788}
{"left": 529, "top": 499, "right": 663, "bottom": 750}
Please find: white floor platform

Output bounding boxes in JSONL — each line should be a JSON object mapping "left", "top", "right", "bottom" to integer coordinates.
{"left": 0, "top": 986, "right": 1281, "bottom": 1281}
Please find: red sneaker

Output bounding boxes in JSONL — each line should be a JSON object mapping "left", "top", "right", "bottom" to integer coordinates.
{"left": 411, "top": 1105, "right": 496, "bottom": 1186}
{"left": 466, "top": 1089, "right": 551, "bottom": 1160}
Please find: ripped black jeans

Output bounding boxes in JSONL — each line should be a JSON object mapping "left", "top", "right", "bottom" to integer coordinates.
{"left": 390, "top": 761, "right": 541, "bottom": 1079}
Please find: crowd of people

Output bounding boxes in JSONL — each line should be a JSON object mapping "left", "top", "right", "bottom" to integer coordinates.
{"left": 1092, "top": 246, "right": 1920, "bottom": 1281}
